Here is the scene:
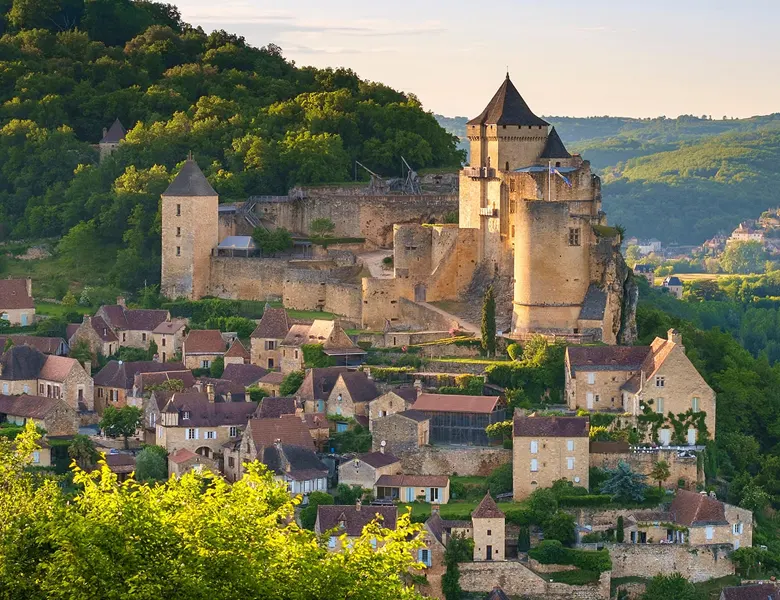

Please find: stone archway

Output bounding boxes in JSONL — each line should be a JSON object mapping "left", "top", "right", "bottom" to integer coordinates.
{"left": 195, "top": 446, "right": 212, "bottom": 458}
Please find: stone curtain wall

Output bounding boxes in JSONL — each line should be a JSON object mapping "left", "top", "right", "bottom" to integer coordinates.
{"left": 609, "top": 544, "right": 734, "bottom": 583}
{"left": 399, "top": 446, "right": 511, "bottom": 477}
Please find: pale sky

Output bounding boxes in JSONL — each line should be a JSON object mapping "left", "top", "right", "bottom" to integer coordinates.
{"left": 174, "top": 0, "right": 780, "bottom": 119}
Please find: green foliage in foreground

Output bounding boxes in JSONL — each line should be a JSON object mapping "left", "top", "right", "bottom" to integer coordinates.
{"left": 0, "top": 422, "right": 426, "bottom": 599}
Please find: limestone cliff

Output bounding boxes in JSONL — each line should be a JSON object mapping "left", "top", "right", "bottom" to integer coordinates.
{"left": 590, "top": 233, "right": 638, "bottom": 345}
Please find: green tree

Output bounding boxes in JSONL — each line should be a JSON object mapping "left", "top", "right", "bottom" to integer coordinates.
{"left": 252, "top": 227, "right": 294, "bottom": 257}
{"left": 147, "top": 378, "right": 186, "bottom": 393}
{"left": 247, "top": 386, "right": 269, "bottom": 403}
{"left": 148, "top": 338, "right": 158, "bottom": 360}
{"left": 69, "top": 339, "right": 93, "bottom": 365}
{"left": 99, "top": 405, "right": 142, "bottom": 450}
{"left": 280, "top": 370, "right": 305, "bottom": 396}
{"left": 61, "top": 290, "right": 77, "bottom": 306}
{"left": 299, "top": 490, "right": 334, "bottom": 530}
{"left": 309, "top": 217, "right": 336, "bottom": 238}
{"left": 486, "top": 463, "right": 512, "bottom": 496}
{"left": 517, "top": 526, "right": 531, "bottom": 552}
{"left": 442, "top": 534, "right": 473, "bottom": 600}
{"left": 649, "top": 460, "right": 671, "bottom": 489}
{"left": 542, "top": 511, "right": 576, "bottom": 546}
{"left": 3, "top": 337, "right": 13, "bottom": 352}
{"left": 135, "top": 446, "right": 167, "bottom": 483}
{"left": 68, "top": 434, "right": 98, "bottom": 470}
{"left": 481, "top": 286, "right": 496, "bottom": 357}
{"left": 641, "top": 573, "right": 700, "bottom": 600}
{"left": 616, "top": 516, "right": 624, "bottom": 542}
{"left": 721, "top": 241, "right": 768, "bottom": 274}
{"left": 600, "top": 461, "right": 648, "bottom": 503}
{"left": 334, "top": 484, "right": 364, "bottom": 505}
{"left": 209, "top": 356, "right": 224, "bottom": 378}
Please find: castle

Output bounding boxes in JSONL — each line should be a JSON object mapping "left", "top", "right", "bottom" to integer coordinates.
{"left": 161, "top": 76, "right": 635, "bottom": 343}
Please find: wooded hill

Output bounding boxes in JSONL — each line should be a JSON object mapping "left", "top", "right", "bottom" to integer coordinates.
{"left": 436, "top": 113, "right": 780, "bottom": 244}
{"left": 0, "top": 0, "right": 463, "bottom": 292}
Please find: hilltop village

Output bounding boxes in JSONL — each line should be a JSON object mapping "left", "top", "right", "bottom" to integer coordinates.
{"left": 0, "top": 76, "right": 768, "bottom": 600}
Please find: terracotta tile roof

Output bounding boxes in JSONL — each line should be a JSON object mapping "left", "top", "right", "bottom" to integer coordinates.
{"left": 169, "top": 448, "right": 198, "bottom": 464}
{"left": 134, "top": 370, "right": 195, "bottom": 394}
{"left": 100, "top": 118, "right": 126, "bottom": 143}
{"left": 335, "top": 371, "right": 379, "bottom": 404}
{"left": 375, "top": 474, "right": 448, "bottom": 488}
{"left": 224, "top": 339, "right": 250, "bottom": 360}
{"left": 221, "top": 363, "right": 268, "bottom": 387}
{"left": 467, "top": 75, "right": 549, "bottom": 127}
{"left": 0, "top": 335, "right": 65, "bottom": 355}
{"left": 394, "top": 410, "right": 429, "bottom": 423}
{"left": 355, "top": 451, "right": 400, "bottom": 469}
{"left": 670, "top": 489, "right": 728, "bottom": 526}
{"left": 247, "top": 414, "right": 314, "bottom": 449}
{"left": 0, "top": 394, "right": 68, "bottom": 419}
{"left": 0, "top": 279, "right": 33, "bottom": 310}
{"left": 251, "top": 307, "right": 291, "bottom": 339}
{"left": 94, "top": 361, "right": 186, "bottom": 390}
{"left": 256, "top": 396, "right": 298, "bottom": 419}
{"left": 297, "top": 367, "right": 350, "bottom": 402}
{"left": 316, "top": 504, "right": 397, "bottom": 536}
{"left": 566, "top": 345, "right": 650, "bottom": 374}
{"left": 472, "top": 493, "right": 504, "bottom": 519}
{"left": 412, "top": 393, "right": 501, "bottom": 414}
{"left": 303, "top": 412, "right": 328, "bottom": 430}
{"left": 38, "top": 355, "right": 78, "bottom": 382}
{"left": 0, "top": 345, "right": 46, "bottom": 380}
{"left": 259, "top": 371, "right": 285, "bottom": 385}
{"left": 262, "top": 444, "right": 327, "bottom": 480}
{"left": 152, "top": 320, "right": 186, "bottom": 335}
{"left": 514, "top": 415, "right": 589, "bottom": 438}
{"left": 184, "top": 330, "right": 227, "bottom": 354}
{"left": 162, "top": 392, "right": 257, "bottom": 427}
{"left": 721, "top": 583, "right": 780, "bottom": 600}
{"left": 162, "top": 158, "right": 217, "bottom": 197}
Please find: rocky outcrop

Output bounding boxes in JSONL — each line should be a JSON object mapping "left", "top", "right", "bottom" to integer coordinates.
{"left": 619, "top": 268, "right": 639, "bottom": 345}
{"left": 589, "top": 233, "right": 638, "bottom": 345}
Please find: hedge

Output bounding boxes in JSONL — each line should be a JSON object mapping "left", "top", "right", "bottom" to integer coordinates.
{"left": 558, "top": 494, "right": 613, "bottom": 507}
{"left": 528, "top": 540, "right": 612, "bottom": 573}
{"left": 546, "top": 570, "right": 601, "bottom": 585}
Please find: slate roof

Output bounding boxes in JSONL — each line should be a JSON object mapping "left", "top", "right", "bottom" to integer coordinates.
{"left": 38, "top": 355, "right": 78, "bottom": 382}
{"left": 221, "top": 363, "right": 268, "bottom": 387}
{"left": 100, "top": 118, "right": 126, "bottom": 144}
{"left": 0, "top": 345, "right": 46, "bottom": 380}
{"left": 251, "top": 307, "right": 292, "bottom": 339}
{"left": 664, "top": 276, "right": 683, "bottom": 287}
{"left": 539, "top": 127, "right": 571, "bottom": 159}
{"left": 354, "top": 451, "right": 400, "bottom": 469}
{"left": 262, "top": 443, "right": 327, "bottom": 481}
{"left": 487, "top": 587, "right": 511, "bottom": 600}
{"left": 256, "top": 396, "right": 298, "bottom": 419}
{"left": 467, "top": 75, "right": 549, "bottom": 127}
{"left": 566, "top": 345, "right": 650, "bottom": 374}
{"left": 472, "top": 493, "right": 504, "bottom": 519}
{"left": 246, "top": 414, "right": 314, "bottom": 450}
{"left": 134, "top": 370, "right": 195, "bottom": 394}
{"left": 152, "top": 320, "right": 186, "bottom": 335}
{"left": 316, "top": 504, "right": 397, "bottom": 536}
{"left": 0, "top": 279, "right": 33, "bottom": 309}
{"left": 0, "top": 335, "right": 65, "bottom": 356}
{"left": 579, "top": 284, "right": 607, "bottom": 321}
{"left": 633, "top": 264, "right": 655, "bottom": 273}
{"left": 334, "top": 371, "right": 379, "bottom": 404}
{"left": 669, "top": 489, "right": 728, "bottom": 526}
{"left": 375, "top": 474, "right": 449, "bottom": 488}
{"left": 0, "top": 394, "right": 66, "bottom": 418}
{"left": 162, "top": 158, "right": 217, "bottom": 197}
{"left": 258, "top": 371, "right": 285, "bottom": 386}
{"left": 100, "top": 305, "right": 169, "bottom": 332}
{"left": 162, "top": 392, "right": 257, "bottom": 427}
{"left": 84, "top": 315, "right": 119, "bottom": 342}
{"left": 394, "top": 410, "right": 429, "bottom": 423}
{"left": 513, "top": 416, "right": 589, "bottom": 438}
{"left": 224, "top": 339, "right": 250, "bottom": 360}
{"left": 184, "top": 330, "right": 227, "bottom": 354}
{"left": 412, "top": 393, "right": 501, "bottom": 414}
{"left": 721, "top": 583, "right": 780, "bottom": 600}
{"left": 391, "top": 387, "right": 419, "bottom": 403}
{"left": 621, "top": 337, "right": 677, "bottom": 394}
{"left": 297, "top": 367, "right": 350, "bottom": 402}
{"left": 94, "top": 360, "right": 186, "bottom": 390}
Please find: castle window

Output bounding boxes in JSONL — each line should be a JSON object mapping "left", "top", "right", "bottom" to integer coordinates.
{"left": 176, "top": 204, "right": 181, "bottom": 216}
{"left": 530, "top": 459, "right": 538, "bottom": 472}
{"left": 509, "top": 180, "right": 515, "bottom": 193}
{"left": 692, "top": 397, "right": 700, "bottom": 412}
{"left": 505, "top": 161, "right": 509, "bottom": 171}
{"left": 176, "top": 227, "right": 181, "bottom": 237}
{"left": 176, "top": 246, "right": 181, "bottom": 256}
{"left": 568, "top": 228, "right": 581, "bottom": 246}
{"left": 656, "top": 376, "right": 665, "bottom": 387}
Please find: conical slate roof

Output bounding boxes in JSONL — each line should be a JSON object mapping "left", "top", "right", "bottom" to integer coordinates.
{"left": 468, "top": 74, "right": 549, "bottom": 127}
{"left": 472, "top": 493, "right": 504, "bottom": 519}
{"left": 539, "top": 127, "right": 571, "bottom": 159}
{"left": 100, "top": 118, "right": 126, "bottom": 144}
{"left": 162, "top": 158, "right": 218, "bottom": 197}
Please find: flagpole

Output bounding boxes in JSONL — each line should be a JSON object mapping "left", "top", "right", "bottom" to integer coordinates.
{"left": 548, "top": 160, "right": 551, "bottom": 202}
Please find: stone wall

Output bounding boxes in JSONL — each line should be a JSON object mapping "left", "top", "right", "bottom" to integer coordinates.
{"left": 590, "top": 448, "right": 702, "bottom": 490}
{"left": 458, "top": 561, "right": 610, "bottom": 600}
{"left": 398, "top": 299, "right": 459, "bottom": 332}
{"left": 609, "top": 543, "right": 734, "bottom": 583}
{"left": 399, "top": 446, "right": 511, "bottom": 477}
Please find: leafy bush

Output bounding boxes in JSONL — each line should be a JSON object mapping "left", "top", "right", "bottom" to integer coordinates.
{"left": 557, "top": 495, "right": 613, "bottom": 507}
{"left": 486, "top": 464, "right": 513, "bottom": 496}
{"left": 507, "top": 343, "right": 521, "bottom": 360}
{"left": 543, "top": 511, "right": 576, "bottom": 545}
{"left": 300, "top": 491, "right": 334, "bottom": 530}
{"left": 301, "top": 344, "right": 336, "bottom": 368}
{"left": 546, "top": 570, "right": 601, "bottom": 585}
{"left": 529, "top": 540, "right": 612, "bottom": 572}
{"left": 280, "top": 371, "right": 305, "bottom": 396}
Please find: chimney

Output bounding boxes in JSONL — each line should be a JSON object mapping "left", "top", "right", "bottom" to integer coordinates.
{"left": 102, "top": 127, "right": 107, "bottom": 138}
{"left": 116, "top": 296, "right": 126, "bottom": 308}
{"left": 206, "top": 383, "right": 215, "bottom": 403}
{"left": 25, "top": 278, "right": 32, "bottom": 298}
{"left": 226, "top": 391, "right": 232, "bottom": 402}
{"left": 195, "top": 381, "right": 203, "bottom": 393}
{"left": 413, "top": 378, "right": 423, "bottom": 391}
{"left": 668, "top": 328, "right": 683, "bottom": 349}
{"left": 84, "top": 360, "right": 91, "bottom": 376}
{"left": 355, "top": 498, "right": 361, "bottom": 512}
{"left": 431, "top": 504, "right": 440, "bottom": 515}
{"left": 379, "top": 440, "right": 386, "bottom": 454}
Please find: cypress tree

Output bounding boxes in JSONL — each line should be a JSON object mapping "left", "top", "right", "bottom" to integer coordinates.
{"left": 481, "top": 286, "right": 496, "bottom": 357}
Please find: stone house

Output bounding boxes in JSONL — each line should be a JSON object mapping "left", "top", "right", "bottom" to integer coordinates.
{"left": 131, "top": 369, "right": 195, "bottom": 403}
{"left": 565, "top": 329, "right": 716, "bottom": 445}
{"left": 0, "top": 346, "right": 93, "bottom": 413}
{"left": 0, "top": 278, "right": 34, "bottom": 326}
{"left": 472, "top": 493, "right": 505, "bottom": 561}
{"left": 221, "top": 363, "right": 269, "bottom": 391}
{"left": 98, "top": 118, "right": 126, "bottom": 159}
{"left": 371, "top": 410, "right": 430, "bottom": 455}
{"left": 662, "top": 276, "right": 684, "bottom": 299}
{"left": 297, "top": 366, "right": 350, "bottom": 413}
{"left": 194, "top": 377, "right": 246, "bottom": 402}
{"left": 256, "top": 396, "right": 301, "bottom": 419}
{"left": 261, "top": 442, "right": 328, "bottom": 503}
{"left": 257, "top": 371, "right": 284, "bottom": 396}
{"left": 513, "top": 415, "right": 589, "bottom": 500}
{"left": 223, "top": 414, "right": 316, "bottom": 482}
{"left": 224, "top": 339, "right": 250, "bottom": 366}
{"left": 155, "top": 391, "right": 256, "bottom": 460}
{"left": 338, "top": 450, "right": 401, "bottom": 489}
{"left": 367, "top": 387, "right": 418, "bottom": 431}
{"left": 315, "top": 502, "right": 397, "bottom": 552}
{"left": 411, "top": 393, "right": 505, "bottom": 446}
{"left": 250, "top": 307, "right": 291, "bottom": 369}
{"left": 152, "top": 320, "right": 186, "bottom": 363}
{"left": 93, "top": 360, "right": 187, "bottom": 414}
{"left": 720, "top": 583, "right": 779, "bottom": 600}
{"left": 96, "top": 298, "right": 170, "bottom": 350}
{"left": 279, "top": 320, "right": 365, "bottom": 374}
{"left": 303, "top": 412, "right": 330, "bottom": 451}
{"left": 0, "top": 394, "right": 78, "bottom": 436}
{"left": 182, "top": 329, "right": 227, "bottom": 370}
{"left": 168, "top": 448, "right": 220, "bottom": 477}
{"left": 0, "top": 335, "right": 68, "bottom": 356}
{"left": 375, "top": 474, "right": 450, "bottom": 504}
{"left": 29, "top": 439, "right": 51, "bottom": 468}
{"left": 68, "top": 315, "right": 119, "bottom": 357}
{"left": 326, "top": 371, "right": 380, "bottom": 427}
{"left": 632, "top": 264, "right": 655, "bottom": 286}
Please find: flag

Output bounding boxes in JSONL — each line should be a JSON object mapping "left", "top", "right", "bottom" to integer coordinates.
{"left": 549, "top": 164, "right": 572, "bottom": 188}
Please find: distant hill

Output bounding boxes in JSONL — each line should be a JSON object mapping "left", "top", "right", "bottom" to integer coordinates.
{"left": 435, "top": 113, "right": 780, "bottom": 244}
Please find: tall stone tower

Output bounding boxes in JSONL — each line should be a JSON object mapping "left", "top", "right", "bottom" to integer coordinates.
{"left": 160, "top": 156, "right": 219, "bottom": 300}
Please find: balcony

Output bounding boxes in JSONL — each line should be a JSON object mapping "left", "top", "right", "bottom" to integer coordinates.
{"left": 479, "top": 207, "right": 498, "bottom": 217}
{"left": 463, "top": 166, "right": 496, "bottom": 179}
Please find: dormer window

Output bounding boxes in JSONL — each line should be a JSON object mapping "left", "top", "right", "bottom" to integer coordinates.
{"left": 338, "top": 519, "right": 346, "bottom": 529}
{"left": 183, "top": 411, "right": 190, "bottom": 420}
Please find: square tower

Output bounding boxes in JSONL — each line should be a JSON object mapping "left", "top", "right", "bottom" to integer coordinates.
{"left": 161, "top": 157, "right": 219, "bottom": 299}
{"left": 471, "top": 493, "right": 505, "bottom": 561}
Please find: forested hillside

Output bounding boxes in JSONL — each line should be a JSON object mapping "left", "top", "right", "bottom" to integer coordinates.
{"left": 436, "top": 113, "right": 780, "bottom": 244}
{"left": 0, "top": 0, "right": 463, "bottom": 292}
